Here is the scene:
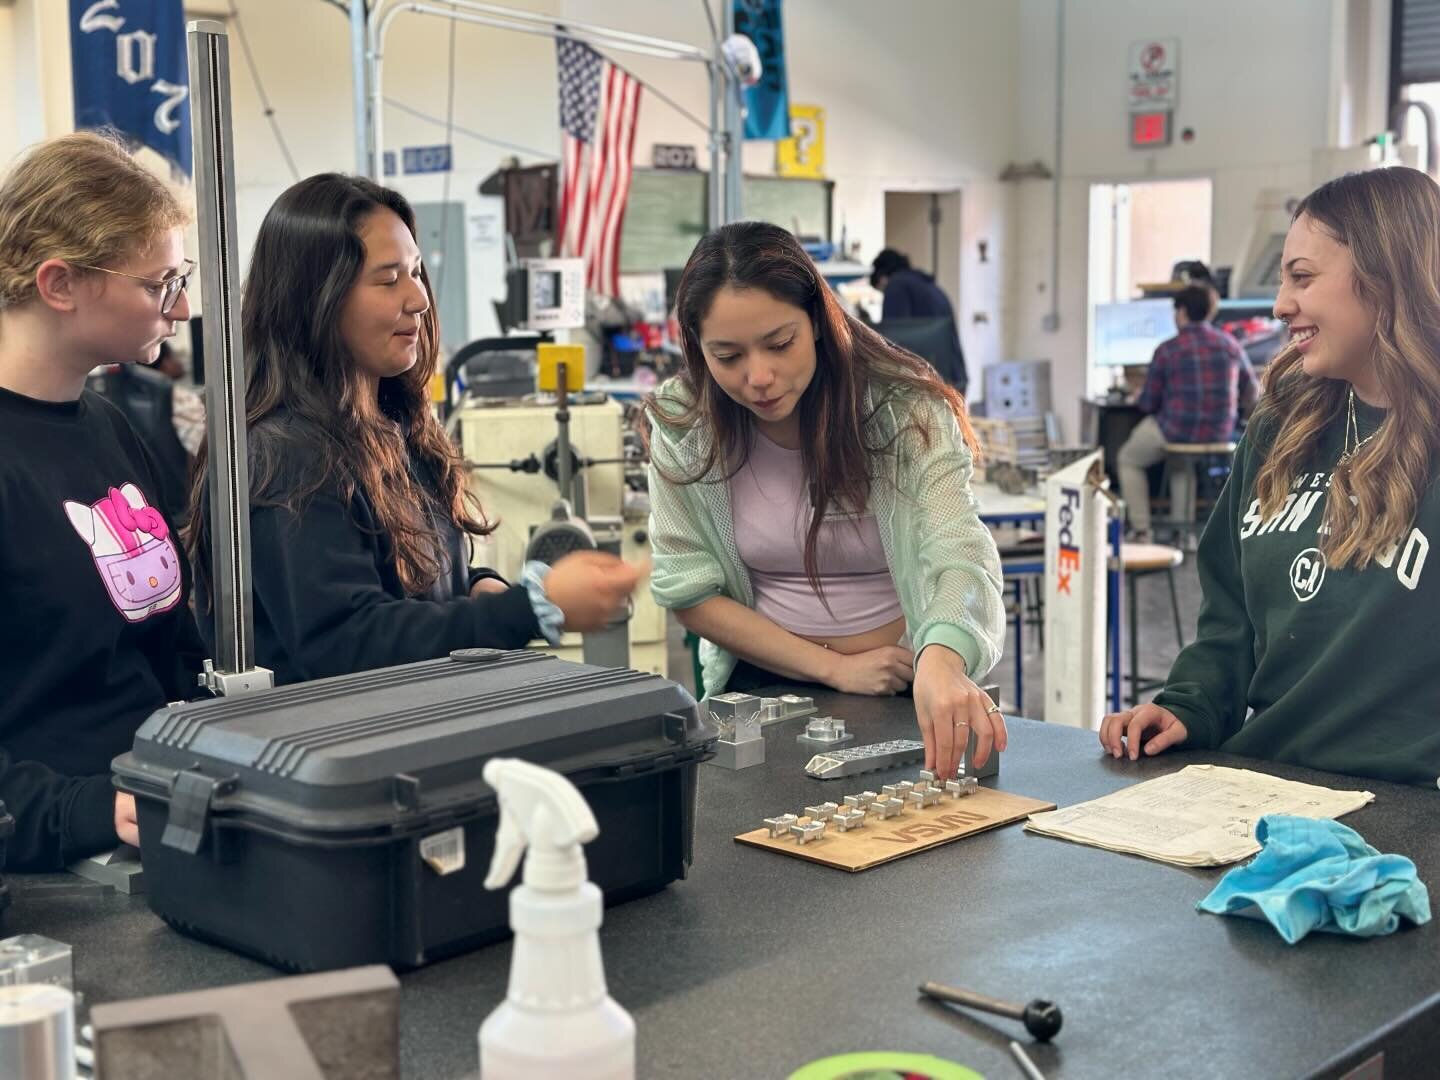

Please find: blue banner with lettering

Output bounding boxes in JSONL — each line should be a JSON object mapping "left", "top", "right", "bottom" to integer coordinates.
{"left": 70, "top": 0, "right": 191, "bottom": 175}
{"left": 733, "top": 0, "right": 790, "bottom": 141}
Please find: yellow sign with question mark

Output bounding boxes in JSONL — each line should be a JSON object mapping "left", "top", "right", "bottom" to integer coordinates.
{"left": 777, "top": 105, "right": 825, "bottom": 179}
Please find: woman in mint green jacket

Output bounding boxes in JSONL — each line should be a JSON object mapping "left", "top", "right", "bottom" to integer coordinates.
{"left": 644, "top": 222, "right": 1006, "bottom": 780}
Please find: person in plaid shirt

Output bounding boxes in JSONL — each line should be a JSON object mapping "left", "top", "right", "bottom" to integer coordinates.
{"left": 1118, "top": 285, "right": 1258, "bottom": 539}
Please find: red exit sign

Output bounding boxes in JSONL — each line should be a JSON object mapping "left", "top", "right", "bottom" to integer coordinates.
{"left": 1131, "top": 111, "right": 1172, "bottom": 148}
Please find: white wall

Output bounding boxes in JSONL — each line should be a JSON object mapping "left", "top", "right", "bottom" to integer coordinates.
{"left": 1, "top": 0, "right": 1023, "bottom": 367}
{"left": 4, "top": 0, "right": 1394, "bottom": 424}
{"left": 786, "top": 0, "right": 1018, "bottom": 379}
{"left": 1, "top": 0, "right": 72, "bottom": 168}
{"left": 1011, "top": 0, "right": 1338, "bottom": 441}
{"left": 0, "top": 5, "right": 18, "bottom": 168}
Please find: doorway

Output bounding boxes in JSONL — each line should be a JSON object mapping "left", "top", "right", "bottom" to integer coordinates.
{"left": 883, "top": 190, "right": 961, "bottom": 313}
{"left": 1086, "top": 178, "right": 1213, "bottom": 395}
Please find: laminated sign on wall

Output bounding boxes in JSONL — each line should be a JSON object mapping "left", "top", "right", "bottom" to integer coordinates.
{"left": 1043, "top": 452, "right": 1109, "bottom": 730}
{"left": 776, "top": 105, "right": 825, "bottom": 178}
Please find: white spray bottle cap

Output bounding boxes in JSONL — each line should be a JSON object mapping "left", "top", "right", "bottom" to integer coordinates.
{"left": 483, "top": 758, "right": 599, "bottom": 893}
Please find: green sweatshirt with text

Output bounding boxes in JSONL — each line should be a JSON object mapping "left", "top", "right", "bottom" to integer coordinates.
{"left": 1154, "top": 396, "right": 1440, "bottom": 787}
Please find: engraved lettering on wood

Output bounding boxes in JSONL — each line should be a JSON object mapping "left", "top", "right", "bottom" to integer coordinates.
{"left": 872, "top": 810, "right": 990, "bottom": 844}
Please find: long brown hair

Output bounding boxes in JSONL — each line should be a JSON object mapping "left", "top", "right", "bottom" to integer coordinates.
{"left": 645, "top": 220, "right": 977, "bottom": 597}
{"left": 1252, "top": 168, "right": 1440, "bottom": 569}
{"left": 186, "top": 174, "right": 491, "bottom": 598}
{"left": 0, "top": 130, "right": 187, "bottom": 310}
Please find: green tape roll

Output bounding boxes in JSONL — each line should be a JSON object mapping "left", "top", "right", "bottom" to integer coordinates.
{"left": 787, "top": 1051, "right": 984, "bottom": 1080}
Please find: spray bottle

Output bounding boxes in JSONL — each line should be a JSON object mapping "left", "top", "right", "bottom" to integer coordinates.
{"left": 478, "top": 758, "right": 636, "bottom": 1080}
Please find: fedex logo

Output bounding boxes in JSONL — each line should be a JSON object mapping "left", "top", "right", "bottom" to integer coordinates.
{"left": 1055, "top": 486, "right": 1081, "bottom": 596}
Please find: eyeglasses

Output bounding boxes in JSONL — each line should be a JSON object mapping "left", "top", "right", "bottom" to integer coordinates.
{"left": 72, "top": 257, "right": 196, "bottom": 315}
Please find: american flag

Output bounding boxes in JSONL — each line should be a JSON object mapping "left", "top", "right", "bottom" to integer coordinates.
{"left": 556, "top": 37, "right": 642, "bottom": 298}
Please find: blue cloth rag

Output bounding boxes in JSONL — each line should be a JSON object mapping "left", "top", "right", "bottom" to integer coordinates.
{"left": 1197, "top": 814, "right": 1432, "bottom": 944}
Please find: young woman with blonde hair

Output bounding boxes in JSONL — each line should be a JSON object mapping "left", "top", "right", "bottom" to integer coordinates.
{"left": 1101, "top": 167, "right": 1440, "bottom": 786}
{"left": 0, "top": 132, "right": 204, "bottom": 867}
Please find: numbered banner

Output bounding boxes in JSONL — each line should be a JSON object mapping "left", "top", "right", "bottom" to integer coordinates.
{"left": 1042, "top": 452, "right": 1110, "bottom": 730}
{"left": 776, "top": 105, "right": 824, "bottom": 179}
{"left": 733, "top": 0, "right": 790, "bottom": 141}
{"left": 71, "top": 0, "right": 190, "bottom": 175}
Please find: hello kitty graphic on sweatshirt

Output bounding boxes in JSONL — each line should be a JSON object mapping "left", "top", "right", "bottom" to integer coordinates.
{"left": 63, "top": 483, "right": 183, "bottom": 622}
{"left": 1, "top": 385, "right": 205, "bottom": 871}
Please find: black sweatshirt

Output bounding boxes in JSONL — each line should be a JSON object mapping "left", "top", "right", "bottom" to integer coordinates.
{"left": 194, "top": 411, "right": 541, "bottom": 684}
{"left": 0, "top": 386, "right": 205, "bottom": 870}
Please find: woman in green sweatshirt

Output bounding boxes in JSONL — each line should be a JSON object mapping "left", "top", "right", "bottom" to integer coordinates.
{"left": 1101, "top": 167, "right": 1440, "bottom": 787}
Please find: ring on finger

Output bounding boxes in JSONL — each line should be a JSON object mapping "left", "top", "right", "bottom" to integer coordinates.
{"left": 985, "top": 704, "right": 1002, "bottom": 716}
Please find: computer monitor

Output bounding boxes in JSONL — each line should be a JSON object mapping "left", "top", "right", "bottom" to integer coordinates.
{"left": 1092, "top": 299, "right": 1176, "bottom": 366}
{"left": 875, "top": 317, "right": 967, "bottom": 394}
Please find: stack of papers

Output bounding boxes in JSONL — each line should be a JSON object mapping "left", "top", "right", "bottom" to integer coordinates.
{"left": 1024, "top": 765, "right": 1376, "bottom": 867}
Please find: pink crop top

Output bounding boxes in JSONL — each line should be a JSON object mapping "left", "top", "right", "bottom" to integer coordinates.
{"left": 728, "top": 429, "right": 903, "bottom": 637}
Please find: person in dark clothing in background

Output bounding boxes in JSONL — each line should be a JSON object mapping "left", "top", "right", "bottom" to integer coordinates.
{"left": 870, "top": 248, "right": 956, "bottom": 321}
{"left": 0, "top": 132, "right": 205, "bottom": 870}
{"left": 187, "top": 174, "right": 642, "bottom": 685}
{"left": 870, "top": 248, "right": 968, "bottom": 392}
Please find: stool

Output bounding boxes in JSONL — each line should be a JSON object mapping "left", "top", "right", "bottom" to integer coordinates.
{"left": 999, "top": 530, "right": 1046, "bottom": 715}
{"left": 1161, "top": 441, "right": 1236, "bottom": 544}
{"left": 1119, "top": 542, "right": 1186, "bottom": 706}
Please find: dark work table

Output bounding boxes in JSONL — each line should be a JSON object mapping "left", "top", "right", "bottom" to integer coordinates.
{"left": 11, "top": 690, "right": 1439, "bottom": 1079}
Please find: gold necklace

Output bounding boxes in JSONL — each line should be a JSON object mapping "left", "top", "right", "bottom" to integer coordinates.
{"left": 1338, "top": 386, "right": 1382, "bottom": 466}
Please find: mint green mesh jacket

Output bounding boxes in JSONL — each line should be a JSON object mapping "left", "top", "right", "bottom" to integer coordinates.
{"left": 646, "top": 377, "right": 1005, "bottom": 698}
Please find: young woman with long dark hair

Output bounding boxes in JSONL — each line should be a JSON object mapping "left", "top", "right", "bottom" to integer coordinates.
{"left": 188, "top": 174, "right": 638, "bottom": 684}
{"left": 646, "top": 222, "right": 1006, "bottom": 779}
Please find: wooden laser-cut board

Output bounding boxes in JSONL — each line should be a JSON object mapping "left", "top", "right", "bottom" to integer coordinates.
{"left": 734, "top": 789, "right": 1056, "bottom": 871}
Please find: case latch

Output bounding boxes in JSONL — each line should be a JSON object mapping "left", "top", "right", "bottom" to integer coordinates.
{"left": 161, "top": 770, "right": 235, "bottom": 855}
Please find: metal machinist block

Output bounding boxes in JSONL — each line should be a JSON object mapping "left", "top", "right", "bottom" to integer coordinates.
{"left": 790, "top": 821, "right": 826, "bottom": 845}
{"left": 804, "top": 802, "right": 839, "bottom": 822}
{"left": 797, "top": 716, "right": 854, "bottom": 748}
{"left": 894, "top": 781, "right": 915, "bottom": 799}
{"left": 870, "top": 797, "right": 904, "bottom": 820}
{"left": 921, "top": 786, "right": 942, "bottom": 807}
{"left": 961, "top": 739, "right": 1001, "bottom": 779}
{"left": 708, "top": 692, "right": 761, "bottom": 735}
{"left": 706, "top": 693, "right": 765, "bottom": 770}
{"left": 945, "top": 778, "right": 979, "bottom": 799}
{"left": 758, "top": 694, "right": 817, "bottom": 725}
{"left": 710, "top": 737, "right": 765, "bottom": 770}
{"left": 906, "top": 791, "right": 926, "bottom": 812}
{"left": 763, "top": 814, "right": 799, "bottom": 838}
{"left": 0, "top": 935, "right": 73, "bottom": 990}
{"left": 803, "top": 739, "right": 925, "bottom": 780}
{"left": 69, "top": 844, "right": 145, "bottom": 895}
{"left": 917, "top": 770, "right": 937, "bottom": 788}
{"left": 831, "top": 809, "right": 866, "bottom": 832}
{"left": 961, "top": 695, "right": 1003, "bottom": 779}
{"left": 881, "top": 784, "right": 900, "bottom": 800}
{"left": 91, "top": 965, "right": 399, "bottom": 1080}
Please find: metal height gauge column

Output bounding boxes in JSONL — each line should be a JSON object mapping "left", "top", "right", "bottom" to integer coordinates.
{"left": 187, "top": 21, "right": 273, "bottom": 697}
